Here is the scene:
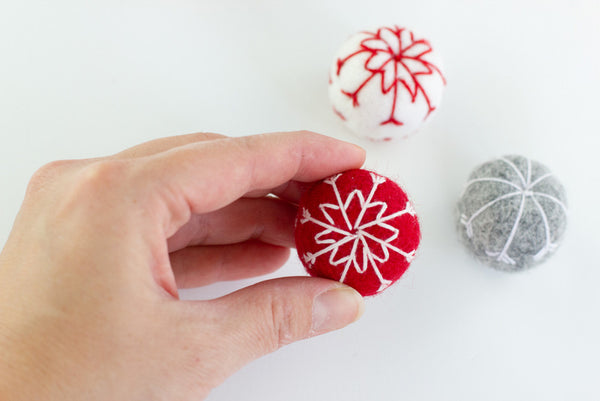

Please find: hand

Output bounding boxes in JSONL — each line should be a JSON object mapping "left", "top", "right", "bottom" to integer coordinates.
{"left": 0, "top": 131, "right": 366, "bottom": 400}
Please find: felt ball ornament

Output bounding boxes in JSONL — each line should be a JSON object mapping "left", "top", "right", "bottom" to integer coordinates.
{"left": 457, "top": 155, "right": 568, "bottom": 271}
{"left": 329, "top": 25, "right": 446, "bottom": 141}
{"left": 295, "top": 169, "right": 421, "bottom": 296}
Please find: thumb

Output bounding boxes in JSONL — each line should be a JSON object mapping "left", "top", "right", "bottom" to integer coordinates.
{"left": 207, "top": 277, "right": 363, "bottom": 371}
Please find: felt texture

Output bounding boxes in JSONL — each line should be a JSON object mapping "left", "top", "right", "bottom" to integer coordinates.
{"left": 329, "top": 25, "right": 446, "bottom": 141}
{"left": 295, "top": 169, "right": 420, "bottom": 296}
{"left": 457, "top": 155, "right": 568, "bottom": 271}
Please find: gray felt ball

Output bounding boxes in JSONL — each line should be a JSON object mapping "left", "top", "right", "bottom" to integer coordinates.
{"left": 457, "top": 155, "right": 568, "bottom": 271}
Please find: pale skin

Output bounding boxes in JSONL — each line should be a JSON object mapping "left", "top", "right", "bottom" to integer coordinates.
{"left": 0, "top": 131, "right": 366, "bottom": 400}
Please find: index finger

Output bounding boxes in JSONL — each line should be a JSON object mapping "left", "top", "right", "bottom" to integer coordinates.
{"left": 136, "top": 131, "right": 365, "bottom": 234}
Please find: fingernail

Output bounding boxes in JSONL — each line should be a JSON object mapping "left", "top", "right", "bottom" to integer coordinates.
{"left": 311, "top": 287, "right": 364, "bottom": 335}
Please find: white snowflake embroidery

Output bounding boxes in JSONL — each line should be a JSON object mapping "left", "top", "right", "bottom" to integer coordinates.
{"left": 300, "top": 173, "right": 417, "bottom": 292}
{"left": 460, "top": 157, "right": 568, "bottom": 265}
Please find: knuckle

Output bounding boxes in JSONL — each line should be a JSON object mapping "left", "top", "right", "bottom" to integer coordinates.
{"left": 224, "top": 136, "right": 257, "bottom": 184}
{"left": 26, "top": 160, "right": 75, "bottom": 194}
{"left": 73, "top": 160, "right": 128, "bottom": 194}
{"left": 233, "top": 133, "right": 263, "bottom": 158}
{"left": 54, "top": 160, "right": 130, "bottom": 214}
{"left": 262, "top": 290, "right": 308, "bottom": 350}
{"left": 235, "top": 133, "right": 255, "bottom": 148}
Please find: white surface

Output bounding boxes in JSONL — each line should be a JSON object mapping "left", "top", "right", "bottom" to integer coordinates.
{"left": 1, "top": 1, "right": 599, "bottom": 400}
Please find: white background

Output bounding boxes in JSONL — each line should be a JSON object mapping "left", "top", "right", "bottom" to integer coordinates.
{"left": 1, "top": 1, "right": 599, "bottom": 400}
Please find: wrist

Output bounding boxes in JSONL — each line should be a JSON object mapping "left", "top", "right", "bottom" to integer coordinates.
{"left": 0, "top": 268, "right": 59, "bottom": 401}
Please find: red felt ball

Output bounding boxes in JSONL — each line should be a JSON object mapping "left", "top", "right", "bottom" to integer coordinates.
{"left": 295, "top": 169, "right": 421, "bottom": 297}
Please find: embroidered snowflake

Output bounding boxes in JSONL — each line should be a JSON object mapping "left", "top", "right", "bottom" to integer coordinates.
{"left": 300, "top": 172, "right": 417, "bottom": 292}
{"left": 460, "top": 157, "right": 568, "bottom": 265}
{"left": 335, "top": 25, "right": 446, "bottom": 126}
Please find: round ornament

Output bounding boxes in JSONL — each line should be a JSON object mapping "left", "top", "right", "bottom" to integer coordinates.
{"left": 329, "top": 25, "right": 446, "bottom": 141}
{"left": 457, "top": 155, "right": 568, "bottom": 271}
{"left": 295, "top": 169, "right": 420, "bottom": 296}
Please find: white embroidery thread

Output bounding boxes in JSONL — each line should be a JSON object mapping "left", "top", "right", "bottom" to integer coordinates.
{"left": 300, "top": 173, "right": 416, "bottom": 292}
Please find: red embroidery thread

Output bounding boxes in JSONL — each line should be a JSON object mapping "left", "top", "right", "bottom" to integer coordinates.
{"left": 333, "top": 107, "right": 346, "bottom": 121}
{"left": 334, "top": 26, "right": 446, "bottom": 126}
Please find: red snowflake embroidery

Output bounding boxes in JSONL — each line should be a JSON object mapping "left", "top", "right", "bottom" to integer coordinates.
{"left": 335, "top": 26, "right": 446, "bottom": 126}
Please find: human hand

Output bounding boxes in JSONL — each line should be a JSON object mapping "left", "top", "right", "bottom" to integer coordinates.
{"left": 0, "top": 131, "right": 366, "bottom": 400}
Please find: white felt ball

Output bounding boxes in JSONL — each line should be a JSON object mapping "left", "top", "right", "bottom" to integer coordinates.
{"left": 329, "top": 25, "right": 446, "bottom": 141}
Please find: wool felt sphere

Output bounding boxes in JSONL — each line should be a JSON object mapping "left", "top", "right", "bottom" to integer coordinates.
{"left": 329, "top": 25, "right": 446, "bottom": 141}
{"left": 295, "top": 169, "right": 420, "bottom": 296}
{"left": 457, "top": 155, "right": 568, "bottom": 271}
